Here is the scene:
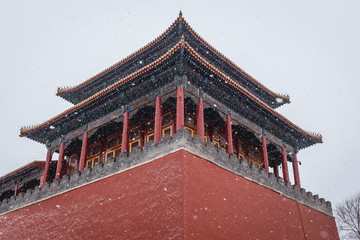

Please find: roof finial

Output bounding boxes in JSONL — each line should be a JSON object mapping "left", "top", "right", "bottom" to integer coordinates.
{"left": 179, "top": 10, "right": 183, "bottom": 19}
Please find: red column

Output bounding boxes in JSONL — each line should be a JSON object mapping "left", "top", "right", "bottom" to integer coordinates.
{"left": 154, "top": 96, "right": 162, "bottom": 142}
{"left": 78, "top": 131, "right": 89, "bottom": 171}
{"left": 281, "top": 148, "right": 290, "bottom": 182}
{"left": 172, "top": 109, "right": 177, "bottom": 135}
{"left": 274, "top": 165, "right": 279, "bottom": 177}
{"left": 14, "top": 185, "right": 18, "bottom": 197}
{"left": 176, "top": 86, "right": 184, "bottom": 130}
{"left": 225, "top": 115, "right": 233, "bottom": 154}
{"left": 40, "top": 148, "right": 53, "bottom": 186}
{"left": 292, "top": 154, "right": 301, "bottom": 188}
{"left": 55, "top": 141, "right": 65, "bottom": 179}
{"left": 261, "top": 136, "right": 269, "bottom": 173}
{"left": 121, "top": 111, "right": 130, "bottom": 152}
{"left": 196, "top": 98, "right": 204, "bottom": 141}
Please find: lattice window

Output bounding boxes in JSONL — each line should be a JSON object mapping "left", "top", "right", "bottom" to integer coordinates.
{"left": 162, "top": 125, "right": 172, "bottom": 136}
{"left": 162, "top": 112, "right": 172, "bottom": 126}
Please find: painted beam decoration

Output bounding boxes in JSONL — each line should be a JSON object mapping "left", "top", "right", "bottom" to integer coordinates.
{"left": 20, "top": 12, "right": 322, "bottom": 151}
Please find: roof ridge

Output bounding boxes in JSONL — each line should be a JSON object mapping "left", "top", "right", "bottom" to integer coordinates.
{"left": 57, "top": 15, "right": 183, "bottom": 96}
{"left": 21, "top": 41, "right": 184, "bottom": 136}
{"left": 181, "top": 18, "right": 290, "bottom": 104}
{"left": 184, "top": 41, "right": 321, "bottom": 143}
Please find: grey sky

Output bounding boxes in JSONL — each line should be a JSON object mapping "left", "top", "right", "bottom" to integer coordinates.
{"left": 0, "top": 0, "right": 359, "bottom": 206}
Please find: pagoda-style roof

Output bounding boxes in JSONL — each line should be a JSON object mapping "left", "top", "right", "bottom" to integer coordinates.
{"left": 20, "top": 29, "right": 322, "bottom": 150}
{"left": 0, "top": 161, "right": 44, "bottom": 184}
{"left": 57, "top": 12, "right": 289, "bottom": 108}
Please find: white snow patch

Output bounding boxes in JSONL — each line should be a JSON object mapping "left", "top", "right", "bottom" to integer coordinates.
{"left": 275, "top": 97, "right": 284, "bottom": 103}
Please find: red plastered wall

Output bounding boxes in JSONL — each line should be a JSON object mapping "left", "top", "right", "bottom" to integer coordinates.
{"left": 181, "top": 150, "right": 339, "bottom": 240}
{"left": 0, "top": 150, "right": 339, "bottom": 240}
{"left": 0, "top": 152, "right": 185, "bottom": 240}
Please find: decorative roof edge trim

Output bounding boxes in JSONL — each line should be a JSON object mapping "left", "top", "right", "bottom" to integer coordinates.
{"left": 21, "top": 41, "right": 183, "bottom": 136}
{"left": 56, "top": 15, "right": 181, "bottom": 96}
{"left": 184, "top": 43, "right": 321, "bottom": 142}
{"left": 181, "top": 18, "right": 290, "bottom": 104}
{"left": 21, "top": 39, "right": 322, "bottom": 144}
{"left": 184, "top": 41, "right": 321, "bottom": 143}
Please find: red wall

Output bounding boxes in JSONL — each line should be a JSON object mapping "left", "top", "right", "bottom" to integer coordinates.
{"left": 181, "top": 151, "right": 339, "bottom": 240}
{"left": 0, "top": 150, "right": 339, "bottom": 240}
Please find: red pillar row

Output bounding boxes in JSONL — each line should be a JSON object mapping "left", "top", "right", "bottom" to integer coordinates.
{"left": 196, "top": 98, "right": 204, "bottom": 141}
{"left": 121, "top": 111, "right": 130, "bottom": 152}
{"left": 176, "top": 86, "right": 184, "bottom": 130}
{"left": 55, "top": 141, "right": 65, "bottom": 179}
{"left": 78, "top": 131, "right": 89, "bottom": 171}
{"left": 154, "top": 96, "right": 162, "bottom": 142}
{"left": 40, "top": 148, "right": 53, "bottom": 186}
{"left": 261, "top": 136, "right": 269, "bottom": 173}
{"left": 281, "top": 148, "right": 290, "bottom": 182}
{"left": 292, "top": 154, "right": 301, "bottom": 188}
{"left": 225, "top": 115, "right": 233, "bottom": 154}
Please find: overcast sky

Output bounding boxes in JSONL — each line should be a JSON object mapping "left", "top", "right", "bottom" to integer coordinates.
{"left": 0, "top": 0, "right": 359, "bottom": 206}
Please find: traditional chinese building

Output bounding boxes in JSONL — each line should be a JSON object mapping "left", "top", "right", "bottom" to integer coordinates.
{"left": 0, "top": 13, "right": 339, "bottom": 239}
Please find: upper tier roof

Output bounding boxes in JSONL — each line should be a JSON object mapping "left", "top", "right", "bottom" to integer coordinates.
{"left": 57, "top": 12, "right": 290, "bottom": 109}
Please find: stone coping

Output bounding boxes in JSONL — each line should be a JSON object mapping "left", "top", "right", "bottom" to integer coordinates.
{"left": 0, "top": 128, "right": 333, "bottom": 216}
